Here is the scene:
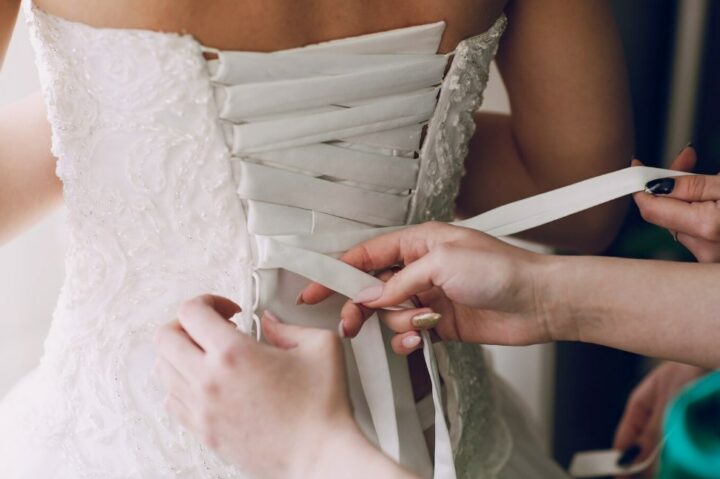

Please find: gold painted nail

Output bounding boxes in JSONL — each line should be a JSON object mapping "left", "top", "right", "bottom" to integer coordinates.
{"left": 411, "top": 312, "right": 441, "bottom": 329}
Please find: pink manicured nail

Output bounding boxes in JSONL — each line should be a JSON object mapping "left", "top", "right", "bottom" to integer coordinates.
{"left": 338, "top": 320, "right": 346, "bottom": 339}
{"left": 263, "top": 310, "right": 280, "bottom": 323}
{"left": 353, "top": 285, "right": 384, "bottom": 304}
{"left": 401, "top": 335, "right": 421, "bottom": 350}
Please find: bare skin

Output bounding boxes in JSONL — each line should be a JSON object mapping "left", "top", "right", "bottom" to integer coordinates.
{"left": 34, "top": 0, "right": 505, "bottom": 53}
{"left": 0, "top": 94, "right": 59, "bottom": 245}
{"left": 0, "top": 0, "right": 60, "bottom": 245}
{"left": 4, "top": 0, "right": 632, "bottom": 252}
{"left": 0, "top": 0, "right": 20, "bottom": 65}
{"left": 462, "top": 0, "right": 633, "bottom": 252}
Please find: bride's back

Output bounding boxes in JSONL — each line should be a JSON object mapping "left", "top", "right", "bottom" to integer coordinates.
{"left": 34, "top": 0, "right": 506, "bottom": 52}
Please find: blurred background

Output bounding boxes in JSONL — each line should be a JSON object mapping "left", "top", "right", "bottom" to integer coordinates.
{"left": 0, "top": 0, "right": 717, "bottom": 473}
{"left": 554, "top": 0, "right": 719, "bottom": 469}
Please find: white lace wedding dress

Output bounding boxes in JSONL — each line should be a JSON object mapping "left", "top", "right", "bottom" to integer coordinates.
{"left": 0, "top": 2, "right": 569, "bottom": 478}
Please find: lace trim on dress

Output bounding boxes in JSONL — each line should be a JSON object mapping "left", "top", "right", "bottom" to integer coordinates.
{"left": 411, "top": 14, "right": 507, "bottom": 224}
{"left": 412, "top": 14, "right": 514, "bottom": 479}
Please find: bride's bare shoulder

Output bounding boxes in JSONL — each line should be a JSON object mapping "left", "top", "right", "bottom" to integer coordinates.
{"left": 32, "top": 0, "right": 507, "bottom": 52}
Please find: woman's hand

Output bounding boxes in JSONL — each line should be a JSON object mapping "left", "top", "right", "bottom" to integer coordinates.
{"left": 154, "top": 295, "right": 404, "bottom": 479}
{"left": 634, "top": 145, "right": 720, "bottom": 262}
{"left": 612, "top": 362, "right": 707, "bottom": 478}
{"left": 299, "top": 222, "right": 568, "bottom": 355}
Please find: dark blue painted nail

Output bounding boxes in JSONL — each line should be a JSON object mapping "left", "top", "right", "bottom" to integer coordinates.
{"left": 617, "top": 444, "right": 642, "bottom": 467}
{"left": 645, "top": 178, "right": 675, "bottom": 195}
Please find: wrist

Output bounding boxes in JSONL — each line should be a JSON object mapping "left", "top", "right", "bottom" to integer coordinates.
{"left": 296, "top": 417, "right": 369, "bottom": 479}
{"left": 531, "top": 255, "right": 579, "bottom": 342}
{"left": 300, "top": 416, "right": 415, "bottom": 479}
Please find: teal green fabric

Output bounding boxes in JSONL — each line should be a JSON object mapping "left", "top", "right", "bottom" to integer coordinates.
{"left": 660, "top": 371, "right": 720, "bottom": 478}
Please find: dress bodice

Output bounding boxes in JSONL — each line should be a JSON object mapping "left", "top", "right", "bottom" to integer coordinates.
{"left": 17, "top": 2, "right": 512, "bottom": 477}
{"left": 6, "top": 4, "right": 691, "bottom": 478}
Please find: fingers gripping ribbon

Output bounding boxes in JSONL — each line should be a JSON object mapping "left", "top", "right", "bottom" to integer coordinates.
{"left": 252, "top": 165, "right": 689, "bottom": 479}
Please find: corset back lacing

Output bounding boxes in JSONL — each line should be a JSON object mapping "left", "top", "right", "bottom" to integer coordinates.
{"left": 199, "top": 22, "right": 690, "bottom": 479}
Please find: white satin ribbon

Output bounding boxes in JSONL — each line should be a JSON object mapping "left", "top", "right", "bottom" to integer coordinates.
{"left": 207, "top": 15, "right": 687, "bottom": 477}
{"left": 255, "top": 165, "right": 691, "bottom": 479}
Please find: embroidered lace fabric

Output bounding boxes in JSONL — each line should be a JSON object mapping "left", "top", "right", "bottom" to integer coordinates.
{"left": 0, "top": 3, "right": 564, "bottom": 478}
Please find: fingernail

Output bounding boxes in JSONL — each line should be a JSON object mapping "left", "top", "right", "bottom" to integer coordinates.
{"left": 263, "top": 310, "right": 280, "bottom": 323}
{"left": 338, "top": 320, "right": 346, "bottom": 339}
{"left": 401, "top": 335, "right": 422, "bottom": 350}
{"left": 411, "top": 312, "right": 442, "bottom": 329}
{"left": 678, "top": 141, "right": 694, "bottom": 155}
{"left": 353, "top": 285, "right": 384, "bottom": 304}
{"left": 645, "top": 178, "right": 675, "bottom": 195}
{"left": 617, "top": 444, "right": 642, "bottom": 467}
{"left": 295, "top": 292, "right": 305, "bottom": 305}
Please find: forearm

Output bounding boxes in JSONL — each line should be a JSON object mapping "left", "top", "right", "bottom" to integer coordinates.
{"left": 544, "top": 255, "right": 720, "bottom": 369}
{"left": 0, "top": 92, "right": 61, "bottom": 244}
{"left": 457, "top": 113, "right": 629, "bottom": 253}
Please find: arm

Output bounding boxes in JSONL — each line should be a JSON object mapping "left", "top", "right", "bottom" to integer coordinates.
{"left": 545, "top": 255, "right": 720, "bottom": 369}
{"left": 302, "top": 220, "right": 720, "bottom": 368}
{"left": 0, "top": 1, "right": 61, "bottom": 243}
{"left": 458, "top": 0, "right": 633, "bottom": 253}
{"left": 0, "top": 0, "right": 21, "bottom": 68}
{"left": 0, "top": 93, "right": 62, "bottom": 245}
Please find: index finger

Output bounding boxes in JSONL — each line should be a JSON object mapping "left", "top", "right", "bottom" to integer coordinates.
{"left": 178, "top": 295, "right": 247, "bottom": 354}
{"left": 299, "top": 228, "right": 409, "bottom": 304}
{"left": 300, "top": 222, "right": 475, "bottom": 304}
{"left": 154, "top": 320, "right": 205, "bottom": 380}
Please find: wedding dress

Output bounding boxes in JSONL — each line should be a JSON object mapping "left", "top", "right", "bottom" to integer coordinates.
{"left": 0, "top": 3, "right": 687, "bottom": 478}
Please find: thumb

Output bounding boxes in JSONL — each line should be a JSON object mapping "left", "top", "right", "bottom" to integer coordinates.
{"left": 261, "top": 311, "right": 322, "bottom": 350}
{"left": 356, "top": 250, "right": 442, "bottom": 309}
